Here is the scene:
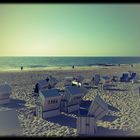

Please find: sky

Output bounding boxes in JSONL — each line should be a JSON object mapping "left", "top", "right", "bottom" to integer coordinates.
{"left": 0, "top": 4, "right": 140, "bottom": 56}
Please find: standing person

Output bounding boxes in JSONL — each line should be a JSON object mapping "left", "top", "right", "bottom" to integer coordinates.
{"left": 131, "top": 64, "right": 133, "bottom": 68}
{"left": 34, "top": 83, "right": 39, "bottom": 96}
{"left": 21, "top": 66, "right": 23, "bottom": 71}
{"left": 72, "top": 65, "right": 74, "bottom": 69}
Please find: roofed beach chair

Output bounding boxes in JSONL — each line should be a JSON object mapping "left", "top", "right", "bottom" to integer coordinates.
{"left": 128, "top": 72, "right": 137, "bottom": 83}
{"left": 35, "top": 88, "right": 62, "bottom": 119}
{"left": 94, "top": 74, "right": 101, "bottom": 86}
{"left": 46, "top": 75, "right": 58, "bottom": 87}
{"left": 102, "top": 75, "right": 111, "bottom": 83}
{"left": 33, "top": 80, "right": 48, "bottom": 97}
{"left": 77, "top": 94, "right": 108, "bottom": 136}
{"left": 87, "top": 94, "right": 108, "bottom": 120}
{"left": 136, "top": 74, "right": 140, "bottom": 83}
{"left": 120, "top": 72, "right": 129, "bottom": 82}
{"left": 64, "top": 76, "right": 74, "bottom": 86}
{"left": 0, "top": 109, "right": 22, "bottom": 136}
{"left": 83, "top": 82, "right": 94, "bottom": 89}
{"left": 0, "top": 84, "right": 12, "bottom": 105}
{"left": 83, "top": 75, "right": 101, "bottom": 90}
{"left": 60, "top": 85, "right": 87, "bottom": 113}
{"left": 64, "top": 75, "right": 84, "bottom": 87}
{"left": 111, "top": 75, "right": 120, "bottom": 82}
{"left": 75, "top": 75, "right": 84, "bottom": 83}
{"left": 33, "top": 76, "right": 58, "bottom": 97}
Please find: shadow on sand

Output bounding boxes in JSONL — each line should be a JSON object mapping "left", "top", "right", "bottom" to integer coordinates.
{"left": 68, "top": 111, "right": 79, "bottom": 116}
{"left": 47, "top": 98, "right": 129, "bottom": 136}
{"left": 104, "top": 88, "right": 127, "bottom": 92}
{"left": 100, "top": 115, "right": 119, "bottom": 122}
{"left": 0, "top": 98, "right": 26, "bottom": 109}
{"left": 107, "top": 104, "right": 120, "bottom": 112}
{"left": 47, "top": 113, "right": 77, "bottom": 128}
{"left": 47, "top": 113, "right": 130, "bottom": 136}
{"left": 95, "top": 126, "right": 131, "bottom": 136}
{"left": 47, "top": 111, "right": 131, "bottom": 136}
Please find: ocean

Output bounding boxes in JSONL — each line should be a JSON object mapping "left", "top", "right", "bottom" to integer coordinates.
{"left": 0, "top": 57, "right": 140, "bottom": 71}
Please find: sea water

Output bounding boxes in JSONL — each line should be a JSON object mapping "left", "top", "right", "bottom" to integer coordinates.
{"left": 0, "top": 56, "right": 140, "bottom": 71}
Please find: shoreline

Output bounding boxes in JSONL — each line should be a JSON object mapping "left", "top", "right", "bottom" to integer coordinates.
{"left": 0, "top": 63, "right": 140, "bottom": 74}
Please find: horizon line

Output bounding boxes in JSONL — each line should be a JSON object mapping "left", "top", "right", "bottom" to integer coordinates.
{"left": 0, "top": 56, "right": 140, "bottom": 57}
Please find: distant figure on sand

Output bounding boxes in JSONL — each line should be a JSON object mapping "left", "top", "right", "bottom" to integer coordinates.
{"left": 21, "top": 66, "right": 23, "bottom": 71}
{"left": 72, "top": 65, "right": 74, "bottom": 69}
{"left": 46, "top": 77, "right": 49, "bottom": 82}
{"left": 34, "top": 83, "right": 39, "bottom": 96}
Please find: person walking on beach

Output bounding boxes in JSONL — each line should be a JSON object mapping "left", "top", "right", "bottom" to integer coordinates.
{"left": 21, "top": 66, "right": 23, "bottom": 71}
{"left": 72, "top": 65, "right": 74, "bottom": 69}
{"left": 131, "top": 64, "right": 133, "bottom": 68}
{"left": 34, "top": 83, "right": 39, "bottom": 96}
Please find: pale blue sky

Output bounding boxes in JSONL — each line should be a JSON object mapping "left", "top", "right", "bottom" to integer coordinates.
{"left": 0, "top": 4, "right": 140, "bottom": 56}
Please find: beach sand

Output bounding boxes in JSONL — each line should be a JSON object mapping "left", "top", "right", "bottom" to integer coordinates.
{"left": 0, "top": 63, "right": 140, "bottom": 136}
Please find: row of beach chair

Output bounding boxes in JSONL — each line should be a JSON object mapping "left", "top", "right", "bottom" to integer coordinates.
{"left": 33, "top": 75, "right": 109, "bottom": 136}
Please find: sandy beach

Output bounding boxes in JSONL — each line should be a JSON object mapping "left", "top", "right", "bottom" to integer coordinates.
{"left": 0, "top": 63, "right": 140, "bottom": 136}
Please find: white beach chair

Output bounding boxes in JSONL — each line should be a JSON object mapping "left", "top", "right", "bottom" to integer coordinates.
{"left": 94, "top": 74, "right": 101, "bottom": 86}
{"left": 61, "top": 85, "right": 87, "bottom": 113}
{"left": 77, "top": 94, "right": 108, "bottom": 136}
{"left": 0, "top": 109, "right": 22, "bottom": 136}
{"left": 87, "top": 94, "right": 108, "bottom": 120}
{"left": 36, "top": 88, "right": 62, "bottom": 119}
{"left": 75, "top": 75, "right": 84, "bottom": 83}
{"left": 33, "top": 76, "right": 58, "bottom": 96}
{"left": 0, "top": 84, "right": 12, "bottom": 105}
{"left": 64, "top": 76, "right": 74, "bottom": 86}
